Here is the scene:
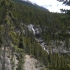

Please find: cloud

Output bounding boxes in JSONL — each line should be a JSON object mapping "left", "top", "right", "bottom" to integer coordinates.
{"left": 29, "top": 0, "right": 70, "bottom": 12}
{"left": 29, "top": 0, "right": 62, "bottom": 5}
{"left": 43, "top": 4, "right": 70, "bottom": 13}
{"left": 48, "top": 5, "right": 52, "bottom": 7}
{"left": 43, "top": 6, "right": 60, "bottom": 12}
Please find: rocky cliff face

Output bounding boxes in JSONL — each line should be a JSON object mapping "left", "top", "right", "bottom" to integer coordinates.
{"left": 27, "top": 24, "right": 70, "bottom": 54}
{"left": 0, "top": 47, "right": 18, "bottom": 70}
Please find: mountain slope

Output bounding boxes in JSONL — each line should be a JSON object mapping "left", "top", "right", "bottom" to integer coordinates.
{"left": 13, "top": 0, "right": 49, "bottom": 12}
{"left": 0, "top": 0, "right": 70, "bottom": 70}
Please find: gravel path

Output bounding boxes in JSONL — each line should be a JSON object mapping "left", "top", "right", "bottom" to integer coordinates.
{"left": 24, "top": 55, "right": 39, "bottom": 70}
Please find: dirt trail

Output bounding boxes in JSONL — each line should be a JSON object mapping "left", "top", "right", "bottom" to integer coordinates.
{"left": 24, "top": 55, "right": 39, "bottom": 70}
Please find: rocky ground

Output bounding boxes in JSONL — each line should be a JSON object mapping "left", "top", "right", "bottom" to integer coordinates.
{"left": 0, "top": 47, "right": 18, "bottom": 70}
{"left": 24, "top": 54, "right": 47, "bottom": 70}
{"left": 0, "top": 46, "right": 47, "bottom": 70}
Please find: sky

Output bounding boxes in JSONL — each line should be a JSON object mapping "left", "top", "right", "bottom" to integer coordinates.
{"left": 28, "top": 0, "right": 70, "bottom": 13}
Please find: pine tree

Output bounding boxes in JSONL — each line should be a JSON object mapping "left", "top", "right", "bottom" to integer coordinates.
{"left": 0, "top": 0, "right": 15, "bottom": 70}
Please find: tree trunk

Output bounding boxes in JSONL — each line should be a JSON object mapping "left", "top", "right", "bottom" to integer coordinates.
{"left": 2, "top": 46, "right": 6, "bottom": 70}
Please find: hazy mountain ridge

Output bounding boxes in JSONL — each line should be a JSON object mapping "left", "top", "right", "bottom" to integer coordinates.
{"left": 13, "top": 0, "right": 49, "bottom": 12}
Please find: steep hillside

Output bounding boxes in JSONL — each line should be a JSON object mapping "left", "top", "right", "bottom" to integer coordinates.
{"left": 0, "top": 0, "right": 70, "bottom": 70}
{"left": 13, "top": 0, "right": 49, "bottom": 12}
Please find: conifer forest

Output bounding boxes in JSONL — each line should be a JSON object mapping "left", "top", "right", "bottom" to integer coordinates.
{"left": 0, "top": 0, "right": 70, "bottom": 70}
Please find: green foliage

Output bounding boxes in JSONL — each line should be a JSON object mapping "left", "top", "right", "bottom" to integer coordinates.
{"left": 0, "top": 0, "right": 70, "bottom": 70}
